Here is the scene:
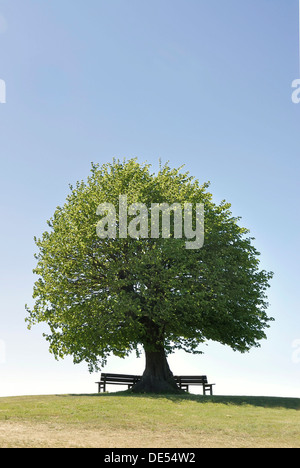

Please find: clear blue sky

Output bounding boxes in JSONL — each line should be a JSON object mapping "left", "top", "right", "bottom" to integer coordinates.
{"left": 0, "top": 0, "right": 299, "bottom": 397}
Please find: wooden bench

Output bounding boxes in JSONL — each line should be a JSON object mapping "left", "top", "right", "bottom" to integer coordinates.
{"left": 96, "top": 372, "right": 215, "bottom": 394}
{"left": 174, "top": 375, "right": 215, "bottom": 395}
{"left": 95, "top": 373, "right": 141, "bottom": 393}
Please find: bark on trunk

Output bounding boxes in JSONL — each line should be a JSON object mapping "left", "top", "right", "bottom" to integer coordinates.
{"left": 131, "top": 346, "right": 181, "bottom": 393}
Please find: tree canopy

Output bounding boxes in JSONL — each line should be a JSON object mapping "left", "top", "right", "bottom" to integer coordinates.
{"left": 26, "top": 159, "right": 274, "bottom": 392}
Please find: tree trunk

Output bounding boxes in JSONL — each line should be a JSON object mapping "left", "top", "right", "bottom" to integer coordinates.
{"left": 131, "top": 345, "right": 181, "bottom": 393}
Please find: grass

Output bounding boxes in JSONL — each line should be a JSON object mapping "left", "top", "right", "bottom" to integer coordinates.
{"left": 0, "top": 392, "right": 300, "bottom": 448}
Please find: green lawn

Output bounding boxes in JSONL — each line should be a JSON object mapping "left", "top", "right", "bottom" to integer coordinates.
{"left": 0, "top": 393, "right": 299, "bottom": 448}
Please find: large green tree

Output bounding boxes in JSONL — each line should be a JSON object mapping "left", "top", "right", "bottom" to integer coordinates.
{"left": 26, "top": 159, "right": 274, "bottom": 393}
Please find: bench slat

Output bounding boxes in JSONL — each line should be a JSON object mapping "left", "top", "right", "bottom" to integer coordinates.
{"left": 101, "top": 377, "right": 140, "bottom": 382}
{"left": 101, "top": 373, "right": 141, "bottom": 379}
{"left": 175, "top": 375, "right": 207, "bottom": 379}
{"left": 175, "top": 377, "right": 208, "bottom": 382}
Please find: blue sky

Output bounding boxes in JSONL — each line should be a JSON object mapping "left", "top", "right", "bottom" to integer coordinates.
{"left": 0, "top": 0, "right": 299, "bottom": 397}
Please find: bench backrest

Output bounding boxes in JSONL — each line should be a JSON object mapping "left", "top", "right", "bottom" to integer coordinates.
{"left": 174, "top": 375, "right": 208, "bottom": 384}
{"left": 100, "top": 373, "right": 141, "bottom": 383}
{"left": 100, "top": 373, "right": 209, "bottom": 385}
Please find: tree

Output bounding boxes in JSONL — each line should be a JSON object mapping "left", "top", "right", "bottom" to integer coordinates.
{"left": 26, "top": 159, "right": 274, "bottom": 393}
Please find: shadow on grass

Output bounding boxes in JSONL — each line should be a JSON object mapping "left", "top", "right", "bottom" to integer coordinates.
{"left": 66, "top": 392, "right": 300, "bottom": 410}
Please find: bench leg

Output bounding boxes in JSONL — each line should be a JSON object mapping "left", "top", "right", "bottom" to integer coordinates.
{"left": 203, "top": 385, "right": 213, "bottom": 396}
{"left": 98, "top": 383, "right": 105, "bottom": 393}
{"left": 97, "top": 381, "right": 106, "bottom": 393}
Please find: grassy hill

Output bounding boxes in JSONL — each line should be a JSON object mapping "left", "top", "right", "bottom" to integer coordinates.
{"left": 0, "top": 393, "right": 299, "bottom": 448}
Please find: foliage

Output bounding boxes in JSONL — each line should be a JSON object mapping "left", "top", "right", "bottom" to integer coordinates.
{"left": 26, "top": 159, "right": 274, "bottom": 371}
